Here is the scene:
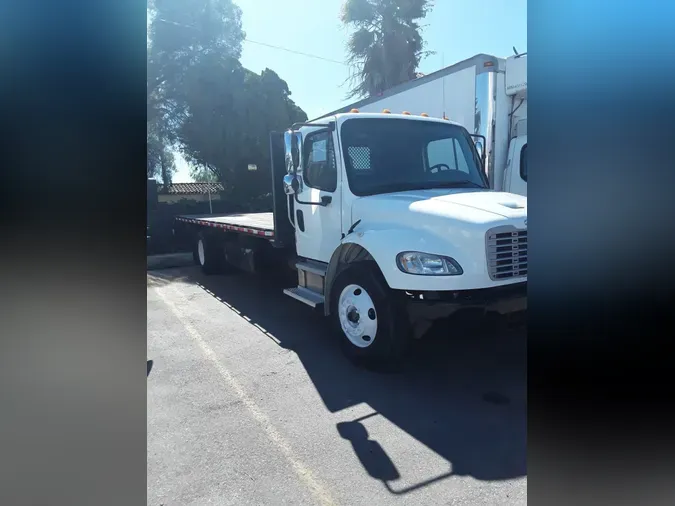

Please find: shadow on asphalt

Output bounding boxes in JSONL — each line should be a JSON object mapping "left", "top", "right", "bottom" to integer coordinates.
{"left": 148, "top": 266, "right": 527, "bottom": 494}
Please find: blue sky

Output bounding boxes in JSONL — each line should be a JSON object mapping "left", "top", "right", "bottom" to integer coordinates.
{"left": 172, "top": 0, "right": 527, "bottom": 182}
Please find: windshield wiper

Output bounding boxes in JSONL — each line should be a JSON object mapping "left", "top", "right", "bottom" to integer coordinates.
{"left": 432, "top": 180, "right": 486, "bottom": 189}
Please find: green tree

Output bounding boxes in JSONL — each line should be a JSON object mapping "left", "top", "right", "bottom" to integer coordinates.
{"left": 341, "top": 0, "right": 433, "bottom": 99}
{"left": 147, "top": 110, "right": 176, "bottom": 185}
{"left": 147, "top": 0, "right": 244, "bottom": 115}
{"left": 147, "top": 0, "right": 245, "bottom": 182}
{"left": 177, "top": 57, "right": 306, "bottom": 204}
{"left": 190, "top": 164, "right": 220, "bottom": 183}
{"left": 147, "top": 137, "right": 176, "bottom": 185}
{"left": 147, "top": 0, "right": 307, "bottom": 205}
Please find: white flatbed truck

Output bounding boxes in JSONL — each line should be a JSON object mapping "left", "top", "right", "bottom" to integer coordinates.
{"left": 174, "top": 112, "right": 527, "bottom": 368}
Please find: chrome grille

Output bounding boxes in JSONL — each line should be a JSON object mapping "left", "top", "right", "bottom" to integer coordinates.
{"left": 486, "top": 227, "right": 528, "bottom": 280}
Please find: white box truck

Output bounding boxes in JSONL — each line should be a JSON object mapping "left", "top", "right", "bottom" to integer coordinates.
{"left": 174, "top": 109, "right": 527, "bottom": 369}
{"left": 317, "top": 52, "right": 528, "bottom": 196}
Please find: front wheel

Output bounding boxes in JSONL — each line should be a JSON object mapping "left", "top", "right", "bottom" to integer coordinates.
{"left": 329, "top": 262, "right": 410, "bottom": 370}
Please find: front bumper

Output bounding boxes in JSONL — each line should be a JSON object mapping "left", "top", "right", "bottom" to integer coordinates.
{"left": 403, "top": 281, "right": 527, "bottom": 322}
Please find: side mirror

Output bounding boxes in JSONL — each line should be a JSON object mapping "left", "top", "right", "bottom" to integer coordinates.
{"left": 291, "top": 133, "right": 300, "bottom": 170}
{"left": 470, "top": 134, "right": 487, "bottom": 168}
{"left": 474, "top": 139, "right": 484, "bottom": 160}
{"left": 283, "top": 174, "right": 302, "bottom": 195}
{"left": 284, "top": 130, "right": 301, "bottom": 173}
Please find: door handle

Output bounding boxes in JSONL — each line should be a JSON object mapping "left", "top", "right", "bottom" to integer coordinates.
{"left": 294, "top": 193, "right": 331, "bottom": 207}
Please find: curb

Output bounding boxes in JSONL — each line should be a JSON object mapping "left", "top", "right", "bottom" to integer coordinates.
{"left": 147, "top": 252, "right": 194, "bottom": 271}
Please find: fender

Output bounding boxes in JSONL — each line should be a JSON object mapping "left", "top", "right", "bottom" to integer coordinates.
{"left": 324, "top": 227, "right": 490, "bottom": 315}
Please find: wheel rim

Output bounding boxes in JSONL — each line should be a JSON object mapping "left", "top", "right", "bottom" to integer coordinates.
{"left": 197, "top": 239, "right": 205, "bottom": 266}
{"left": 338, "top": 284, "right": 378, "bottom": 348}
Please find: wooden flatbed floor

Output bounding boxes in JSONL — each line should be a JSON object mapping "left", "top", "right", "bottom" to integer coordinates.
{"left": 176, "top": 212, "right": 275, "bottom": 238}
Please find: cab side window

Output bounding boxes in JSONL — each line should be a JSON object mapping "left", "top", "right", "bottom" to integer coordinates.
{"left": 303, "top": 131, "right": 337, "bottom": 192}
{"left": 520, "top": 143, "right": 527, "bottom": 181}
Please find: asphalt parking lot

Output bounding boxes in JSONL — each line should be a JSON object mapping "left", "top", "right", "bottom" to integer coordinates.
{"left": 147, "top": 266, "right": 527, "bottom": 505}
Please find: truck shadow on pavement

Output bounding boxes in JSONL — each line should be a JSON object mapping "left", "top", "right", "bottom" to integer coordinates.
{"left": 151, "top": 266, "right": 527, "bottom": 494}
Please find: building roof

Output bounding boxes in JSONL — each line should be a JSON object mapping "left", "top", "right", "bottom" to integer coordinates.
{"left": 158, "top": 182, "right": 225, "bottom": 195}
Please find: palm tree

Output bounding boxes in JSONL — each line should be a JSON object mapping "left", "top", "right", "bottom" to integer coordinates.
{"left": 341, "top": 0, "right": 433, "bottom": 99}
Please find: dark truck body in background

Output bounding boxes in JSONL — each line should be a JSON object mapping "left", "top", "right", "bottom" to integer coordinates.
{"left": 173, "top": 132, "right": 298, "bottom": 277}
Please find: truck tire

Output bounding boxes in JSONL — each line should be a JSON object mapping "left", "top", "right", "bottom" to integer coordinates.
{"left": 329, "top": 262, "right": 410, "bottom": 370}
{"left": 194, "top": 232, "right": 224, "bottom": 275}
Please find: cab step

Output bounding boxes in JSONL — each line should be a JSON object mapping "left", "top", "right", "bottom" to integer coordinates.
{"left": 295, "top": 259, "right": 328, "bottom": 276}
{"left": 283, "top": 287, "right": 325, "bottom": 309}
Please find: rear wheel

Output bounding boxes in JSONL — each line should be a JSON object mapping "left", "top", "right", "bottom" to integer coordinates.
{"left": 329, "top": 262, "right": 410, "bottom": 370}
{"left": 194, "top": 232, "right": 225, "bottom": 275}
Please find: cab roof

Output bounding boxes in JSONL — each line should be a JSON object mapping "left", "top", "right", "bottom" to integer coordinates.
{"left": 309, "top": 112, "right": 464, "bottom": 128}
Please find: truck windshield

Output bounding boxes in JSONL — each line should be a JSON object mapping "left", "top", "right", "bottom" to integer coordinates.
{"left": 340, "top": 118, "right": 488, "bottom": 196}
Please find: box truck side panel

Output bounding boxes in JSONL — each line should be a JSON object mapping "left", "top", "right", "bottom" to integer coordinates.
{"left": 511, "top": 100, "right": 527, "bottom": 137}
{"left": 355, "top": 66, "right": 477, "bottom": 132}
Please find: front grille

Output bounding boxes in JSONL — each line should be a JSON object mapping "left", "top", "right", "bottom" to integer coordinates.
{"left": 486, "top": 227, "right": 528, "bottom": 280}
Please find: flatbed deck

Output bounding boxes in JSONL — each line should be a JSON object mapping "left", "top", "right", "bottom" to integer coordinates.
{"left": 176, "top": 212, "right": 275, "bottom": 238}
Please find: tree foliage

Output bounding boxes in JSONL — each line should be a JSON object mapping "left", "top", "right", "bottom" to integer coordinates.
{"left": 147, "top": 129, "right": 176, "bottom": 184}
{"left": 147, "top": 0, "right": 307, "bottom": 202}
{"left": 177, "top": 58, "right": 306, "bottom": 202}
{"left": 190, "top": 165, "right": 220, "bottom": 183}
{"left": 341, "top": 0, "right": 433, "bottom": 99}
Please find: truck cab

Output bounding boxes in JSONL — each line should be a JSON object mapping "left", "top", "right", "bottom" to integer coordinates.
{"left": 308, "top": 52, "right": 528, "bottom": 197}
{"left": 282, "top": 112, "right": 526, "bottom": 366}
{"left": 177, "top": 111, "right": 527, "bottom": 368}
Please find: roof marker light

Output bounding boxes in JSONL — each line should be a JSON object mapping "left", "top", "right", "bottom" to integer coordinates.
{"left": 350, "top": 108, "right": 359, "bottom": 113}
{"left": 382, "top": 109, "right": 391, "bottom": 114}
{"left": 420, "top": 112, "right": 429, "bottom": 117}
{"left": 402, "top": 111, "right": 411, "bottom": 115}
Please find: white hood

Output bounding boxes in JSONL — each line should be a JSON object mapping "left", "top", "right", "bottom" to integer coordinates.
{"left": 351, "top": 188, "right": 527, "bottom": 233}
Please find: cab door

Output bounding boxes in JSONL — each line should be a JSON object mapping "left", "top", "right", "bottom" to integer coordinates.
{"left": 505, "top": 135, "right": 527, "bottom": 196}
{"left": 292, "top": 128, "right": 343, "bottom": 263}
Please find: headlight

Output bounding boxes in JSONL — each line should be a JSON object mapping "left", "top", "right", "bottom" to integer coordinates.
{"left": 396, "top": 251, "right": 463, "bottom": 276}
